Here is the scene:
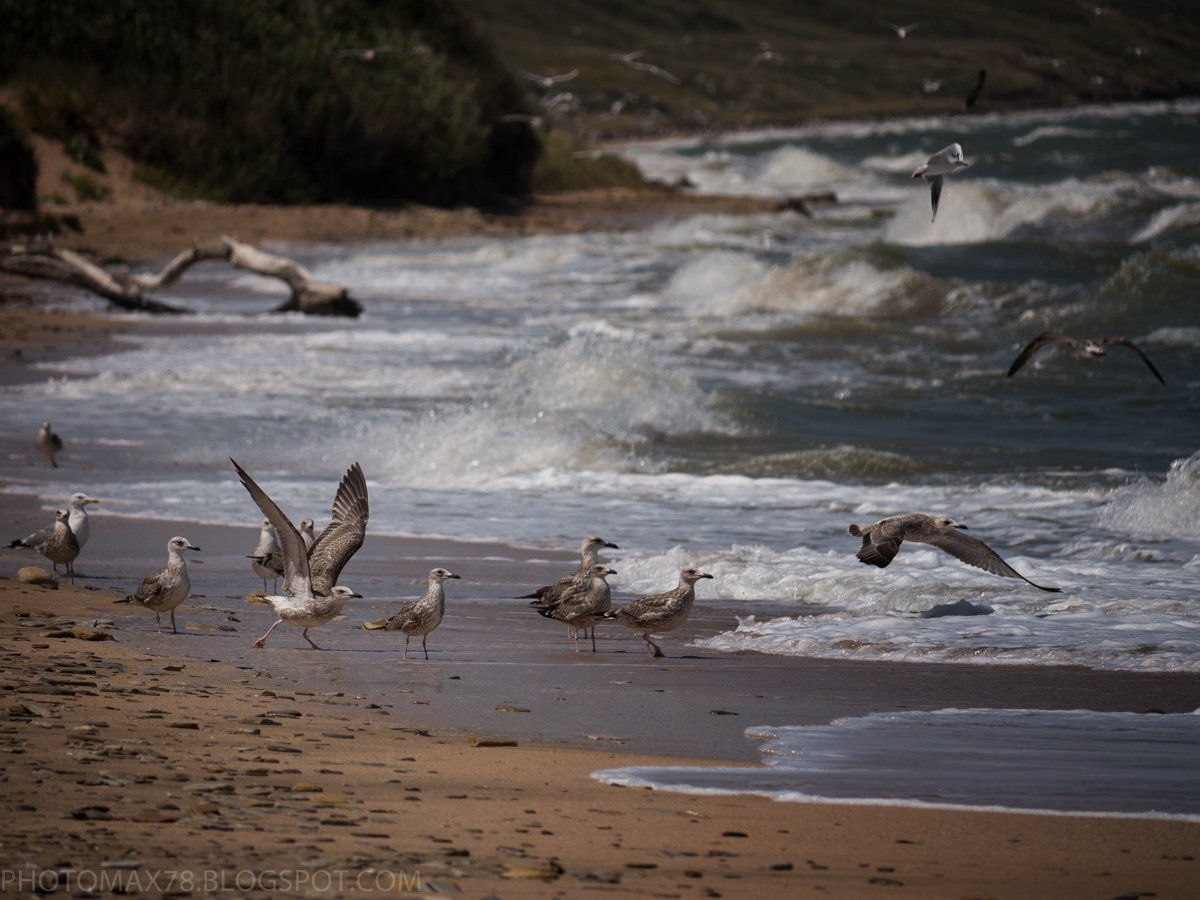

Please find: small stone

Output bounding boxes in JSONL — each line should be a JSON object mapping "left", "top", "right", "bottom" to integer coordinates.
{"left": 18, "top": 567, "right": 58, "bottom": 588}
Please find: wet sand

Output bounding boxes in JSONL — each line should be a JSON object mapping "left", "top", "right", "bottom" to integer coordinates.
{"left": 2, "top": 493, "right": 1199, "bottom": 898}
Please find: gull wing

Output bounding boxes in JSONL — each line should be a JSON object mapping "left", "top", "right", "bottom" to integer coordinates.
{"left": 230, "top": 458, "right": 312, "bottom": 599}
{"left": 923, "top": 527, "right": 1061, "bottom": 592}
{"left": 133, "top": 569, "right": 169, "bottom": 607}
{"left": 928, "top": 175, "right": 943, "bottom": 222}
{"left": 308, "top": 462, "right": 369, "bottom": 595}
{"left": 1006, "top": 332, "right": 1076, "bottom": 377}
{"left": 854, "top": 530, "right": 903, "bottom": 568}
{"left": 1099, "top": 337, "right": 1166, "bottom": 385}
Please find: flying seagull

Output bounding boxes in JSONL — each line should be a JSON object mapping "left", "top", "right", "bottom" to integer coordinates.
{"left": 231, "top": 459, "right": 369, "bottom": 649}
{"left": 521, "top": 69, "right": 579, "bottom": 89}
{"left": 1006, "top": 332, "right": 1165, "bottom": 384}
{"left": 119, "top": 536, "right": 201, "bottom": 633}
{"left": 605, "top": 568, "right": 713, "bottom": 658}
{"left": 848, "top": 514, "right": 1061, "bottom": 592}
{"left": 886, "top": 22, "right": 924, "bottom": 39}
{"left": 912, "top": 143, "right": 969, "bottom": 222}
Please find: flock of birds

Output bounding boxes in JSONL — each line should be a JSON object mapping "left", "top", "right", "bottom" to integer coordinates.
{"left": 12, "top": 451, "right": 1084, "bottom": 659}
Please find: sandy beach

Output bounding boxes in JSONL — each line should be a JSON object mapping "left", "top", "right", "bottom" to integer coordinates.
{"left": 1, "top": 487, "right": 1199, "bottom": 898}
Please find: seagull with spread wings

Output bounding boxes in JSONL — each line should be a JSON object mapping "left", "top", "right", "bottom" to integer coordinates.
{"left": 231, "top": 459, "right": 369, "bottom": 649}
{"left": 1006, "top": 332, "right": 1165, "bottom": 384}
{"left": 849, "top": 514, "right": 1061, "bottom": 592}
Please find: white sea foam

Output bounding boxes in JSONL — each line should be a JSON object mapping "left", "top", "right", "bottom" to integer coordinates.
{"left": 1132, "top": 202, "right": 1200, "bottom": 243}
{"left": 1098, "top": 451, "right": 1200, "bottom": 538}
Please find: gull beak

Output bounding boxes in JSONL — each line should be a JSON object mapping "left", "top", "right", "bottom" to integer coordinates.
{"left": 188, "top": 544, "right": 202, "bottom": 551}
{"left": 88, "top": 498, "right": 101, "bottom": 505}
{"left": 605, "top": 541, "right": 619, "bottom": 549}
{"left": 955, "top": 524, "right": 969, "bottom": 530}
{"left": 449, "top": 574, "right": 461, "bottom": 580}
{"left": 700, "top": 573, "right": 714, "bottom": 579}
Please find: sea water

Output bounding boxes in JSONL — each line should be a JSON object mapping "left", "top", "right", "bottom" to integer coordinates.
{"left": 3, "top": 101, "right": 1199, "bottom": 813}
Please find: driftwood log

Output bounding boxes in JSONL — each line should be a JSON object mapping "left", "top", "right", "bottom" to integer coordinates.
{"left": 0, "top": 236, "right": 362, "bottom": 317}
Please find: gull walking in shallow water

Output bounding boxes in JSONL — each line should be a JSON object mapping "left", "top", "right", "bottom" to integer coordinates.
{"left": 371, "top": 567, "right": 461, "bottom": 659}
{"left": 120, "top": 536, "right": 200, "bottom": 633}
{"left": 231, "top": 459, "right": 369, "bottom": 650}
{"left": 912, "top": 143, "right": 969, "bottom": 222}
{"left": 521, "top": 535, "right": 619, "bottom": 644}
{"left": 247, "top": 519, "right": 285, "bottom": 592}
{"left": 605, "top": 568, "right": 713, "bottom": 658}
{"left": 10, "top": 492, "right": 99, "bottom": 556}
{"left": 535, "top": 564, "right": 616, "bottom": 652}
{"left": 848, "top": 514, "right": 1061, "bottom": 592}
{"left": 34, "top": 421, "right": 63, "bottom": 467}
{"left": 1006, "top": 332, "right": 1166, "bottom": 384}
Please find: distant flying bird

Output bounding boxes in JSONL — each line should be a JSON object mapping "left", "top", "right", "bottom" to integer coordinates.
{"left": 751, "top": 43, "right": 785, "bottom": 65}
{"left": 922, "top": 79, "right": 943, "bottom": 94}
{"left": 1006, "top": 332, "right": 1166, "bottom": 384}
{"left": 886, "top": 22, "right": 924, "bottom": 39}
{"left": 912, "top": 143, "right": 970, "bottom": 222}
{"left": 121, "top": 536, "right": 201, "bottom": 633}
{"left": 34, "top": 422, "right": 63, "bottom": 467}
{"left": 964, "top": 68, "right": 987, "bottom": 110}
{"left": 610, "top": 50, "right": 680, "bottom": 84}
{"left": 521, "top": 69, "right": 579, "bottom": 89}
{"left": 848, "top": 514, "right": 1061, "bottom": 592}
{"left": 605, "top": 568, "right": 713, "bottom": 658}
{"left": 232, "top": 459, "right": 369, "bottom": 650}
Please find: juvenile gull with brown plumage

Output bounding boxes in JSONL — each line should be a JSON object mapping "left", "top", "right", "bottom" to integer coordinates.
{"left": 120, "top": 536, "right": 200, "bottom": 633}
{"left": 848, "top": 514, "right": 1061, "bottom": 592}
{"left": 1006, "top": 332, "right": 1166, "bottom": 384}
{"left": 232, "top": 459, "right": 369, "bottom": 650}
{"left": 371, "top": 567, "right": 461, "bottom": 659}
{"left": 522, "top": 535, "right": 618, "bottom": 643}
{"left": 605, "top": 567, "right": 713, "bottom": 658}
{"left": 9, "top": 492, "right": 99, "bottom": 555}
{"left": 534, "top": 563, "right": 616, "bottom": 652}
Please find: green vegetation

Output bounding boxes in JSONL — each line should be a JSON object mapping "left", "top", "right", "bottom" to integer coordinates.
{"left": 0, "top": 0, "right": 540, "bottom": 206}
{"left": 531, "top": 132, "right": 646, "bottom": 192}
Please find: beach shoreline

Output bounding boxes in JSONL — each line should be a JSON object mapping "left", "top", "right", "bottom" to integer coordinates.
{"left": 2, "top": 535, "right": 1199, "bottom": 897}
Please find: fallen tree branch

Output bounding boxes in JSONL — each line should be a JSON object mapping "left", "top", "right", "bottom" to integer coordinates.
{"left": 0, "top": 236, "right": 362, "bottom": 317}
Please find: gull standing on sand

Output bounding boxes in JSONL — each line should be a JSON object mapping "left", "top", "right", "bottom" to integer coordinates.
{"left": 848, "top": 514, "right": 1061, "bottom": 592}
{"left": 34, "top": 422, "right": 63, "bottom": 467}
{"left": 232, "top": 459, "right": 369, "bottom": 650}
{"left": 120, "top": 536, "right": 201, "bottom": 633}
{"left": 36, "top": 509, "right": 80, "bottom": 583}
{"left": 1006, "top": 332, "right": 1166, "bottom": 384}
{"left": 521, "top": 535, "right": 619, "bottom": 643}
{"left": 534, "top": 564, "right": 616, "bottom": 652}
{"left": 912, "top": 143, "right": 969, "bottom": 222}
{"left": 367, "top": 567, "right": 461, "bottom": 659}
{"left": 605, "top": 568, "right": 713, "bottom": 658}
{"left": 9, "top": 492, "right": 99, "bottom": 556}
{"left": 248, "top": 519, "right": 285, "bottom": 592}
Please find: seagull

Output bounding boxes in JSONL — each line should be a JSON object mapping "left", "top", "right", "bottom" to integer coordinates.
{"left": 120, "top": 536, "right": 201, "bottom": 633}
{"left": 370, "top": 567, "right": 461, "bottom": 659}
{"left": 521, "top": 69, "right": 578, "bottom": 89}
{"left": 300, "top": 518, "right": 316, "bottom": 551}
{"left": 37, "top": 509, "right": 80, "bottom": 583}
{"left": 248, "top": 519, "right": 285, "bottom": 592}
{"left": 912, "top": 143, "right": 969, "bottom": 222}
{"left": 231, "top": 459, "right": 369, "bottom": 650}
{"left": 34, "top": 422, "right": 63, "bottom": 467}
{"left": 1006, "top": 332, "right": 1166, "bottom": 384}
{"left": 521, "top": 535, "right": 619, "bottom": 644}
{"left": 610, "top": 50, "right": 680, "bottom": 84}
{"left": 964, "top": 68, "right": 987, "bottom": 110}
{"left": 751, "top": 43, "right": 785, "bottom": 65}
{"left": 10, "top": 492, "right": 99, "bottom": 555}
{"left": 848, "top": 514, "right": 1061, "bottom": 592}
{"left": 605, "top": 568, "right": 713, "bottom": 658}
{"left": 534, "top": 564, "right": 616, "bottom": 652}
{"left": 887, "top": 22, "right": 924, "bottom": 39}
